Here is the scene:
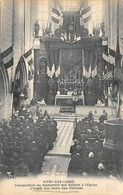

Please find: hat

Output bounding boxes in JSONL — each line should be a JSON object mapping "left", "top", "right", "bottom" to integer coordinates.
{"left": 85, "top": 141, "right": 89, "bottom": 145}
{"left": 33, "top": 119, "right": 37, "bottom": 124}
{"left": 76, "top": 153, "right": 80, "bottom": 156}
{"left": 74, "top": 139, "right": 77, "bottom": 143}
{"left": 28, "top": 115, "right": 32, "bottom": 118}
{"left": 98, "top": 163, "right": 104, "bottom": 170}
{"left": 86, "top": 129, "right": 92, "bottom": 133}
{"left": 88, "top": 152, "right": 94, "bottom": 158}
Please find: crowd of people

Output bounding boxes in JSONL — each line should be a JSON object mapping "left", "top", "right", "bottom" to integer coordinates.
{"left": 68, "top": 111, "right": 121, "bottom": 179}
{"left": 0, "top": 105, "right": 58, "bottom": 178}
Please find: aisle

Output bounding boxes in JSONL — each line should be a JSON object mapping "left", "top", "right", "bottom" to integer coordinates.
{"left": 41, "top": 120, "right": 74, "bottom": 175}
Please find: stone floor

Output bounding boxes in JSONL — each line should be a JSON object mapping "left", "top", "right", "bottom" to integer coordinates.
{"left": 41, "top": 120, "right": 74, "bottom": 175}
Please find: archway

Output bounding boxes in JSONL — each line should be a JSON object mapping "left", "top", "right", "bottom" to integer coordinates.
{"left": 13, "top": 57, "right": 28, "bottom": 111}
{"left": 0, "top": 63, "right": 9, "bottom": 120}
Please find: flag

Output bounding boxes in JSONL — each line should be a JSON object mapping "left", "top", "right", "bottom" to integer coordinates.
{"left": 84, "top": 15, "right": 91, "bottom": 23}
{"left": 23, "top": 48, "right": 33, "bottom": 66}
{"left": 51, "top": 16, "right": 59, "bottom": 24}
{"left": 76, "top": 35, "right": 81, "bottom": 41}
{"left": 61, "top": 32, "right": 67, "bottom": 41}
{"left": 83, "top": 49, "right": 91, "bottom": 78}
{"left": 103, "top": 67, "right": 121, "bottom": 79}
{"left": 47, "top": 60, "right": 52, "bottom": 78}
{"left": 102, "top": 36, "right": 109, "bottom": 63}
{"left": 52, "top": 8, "right": 60, "bottom": 16}
{"left": 91, "top": 51, "right": 97, "bottom": 77}
{"left": 81, "top": 6, "right": 91, "bottom": 23}
{"left": 115, "top": 37, "right": 121, "bottom": 67}
{"left": 51, "top": 8, "right": 60, "bottom": 24}
{"left": 81, "top": 6, "right": 91, "bottom": 15}
{"left": 54, "top": 49, "right": 60, "bottom": 77}
{"left": 109, "top": 48, "right": 115, "bottom": 65}
{"left": 1, "top": 46, "right": 13, "bottom": 69}
{"left": 47, "top": 49, "right": 55, "bottom": 78}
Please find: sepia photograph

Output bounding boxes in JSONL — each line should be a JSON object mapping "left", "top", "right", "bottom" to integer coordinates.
{"left": 0, "top": 0, "right": 123, "bottom": 194}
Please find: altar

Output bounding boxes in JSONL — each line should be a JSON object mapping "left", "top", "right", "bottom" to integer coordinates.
{"left": 55, "top": 93, "right": 84, "bottom": 106}
{"left": 34, "top": 10, "right": 103, "bottom": 106}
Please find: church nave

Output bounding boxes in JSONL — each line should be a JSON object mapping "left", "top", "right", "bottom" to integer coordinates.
{"left": 41, "top": 120, "right": 74, "bottom": 176}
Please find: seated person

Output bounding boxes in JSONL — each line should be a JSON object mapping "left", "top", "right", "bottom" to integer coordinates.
{"left": 37, "top": 98, "right": 46, "bottom": 105}
{"left": 72, "top": 89, "right": 78, "bottom": 96}
{"left": 41, "top": 98, "right": 46, "bottom": 105}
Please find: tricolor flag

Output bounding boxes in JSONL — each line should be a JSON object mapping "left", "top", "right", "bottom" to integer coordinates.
{"left": 91, "top": 51, "right": 97, "bottom": 78}
{"left": 83, "top": 49, "right": 91, "bottom": 78}
{"left": 1, "top": 46, "right": 13, "bottom": 69}
{"left": 81, "top": 6, "right": 91, "bottom": 23}
{"left": 23, "top": 48, "right": 33, "bottom": 66}
{"left": 47, "top": 49, "right": 55, "bottom": 78}
{"left": 54, "top": 49, "right": 60, "bottom": 77}
{"left": 47, "top": 61, "right": 52, "bottom": 78}
{"left": 76, "top": 35, "right": 81, "bottom": 41}
{"left": 51, "top": 8, "right": 60, "bottom": 24}
{"left": 61, "top": 32, "right": 67, "bottom": 41}
{"left": 115, "top": 37, "right": 121, "bottom": 67}
{"left": 109, "top": 48, "right": 115, "bottom": 65}
{"left": 102, "top": 37, "right": 109, "bottom": 63}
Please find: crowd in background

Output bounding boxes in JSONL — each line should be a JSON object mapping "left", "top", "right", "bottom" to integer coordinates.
{"left": 68, "top": 111, "right": 121, "bottom": 179}
{"left": 0, "top": 106, "right": 58, "bottom": 178}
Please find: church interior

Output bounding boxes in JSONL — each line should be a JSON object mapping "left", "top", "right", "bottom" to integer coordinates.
{"left": 0, "top": 0, "right": 123, "bottom": 182}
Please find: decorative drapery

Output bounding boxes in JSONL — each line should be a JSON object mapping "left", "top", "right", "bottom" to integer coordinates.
{"left": 61, "top": 48, "right": 82, "bottom": 78}
{"left": 83, "top": 48, "right": 97, "bottom": 78}
{"left": 47, "top": 48, "right": 60, "bottom": 78}
{"left": 47, "top": 47, "right": 98, "bottom": 79}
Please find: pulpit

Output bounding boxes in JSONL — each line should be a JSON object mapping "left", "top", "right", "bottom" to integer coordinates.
{"left": 104, "top": 119, "right": 123, "bottom": 177}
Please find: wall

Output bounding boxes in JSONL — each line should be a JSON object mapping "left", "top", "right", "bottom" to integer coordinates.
{"left": 0, "top": 0, "right": 33, "bottom": 120}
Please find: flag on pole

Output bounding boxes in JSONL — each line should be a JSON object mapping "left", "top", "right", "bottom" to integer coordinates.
{"left": 109, "top": 48, "right": 115, "bottom": 65}
{"left": 51, "top": 8, "right": 60, "bottom": 24}
{"left": 61, "top": 32, "right": 67, "bottom": 41}
{"left": 81, "top": 6, "right": 91, "bottom": 23}
{"left": 102, "top": 36, "right": 109, "bottom": 64}
{"left": 47, "top": 49, "right": 55, "bottom": 78}
{"left": 54, "top": 49, "right": 60, "bottom": 77}
{"left": 83, "top": 49, "right": 91, "bottom": 78}
{"left": 115, "top": 37, "right": 121, "bottom": 67}
{"left": 91, "top": 54, "right": 97, "bottom": 77}
{"left": 23, "top": 48, "right": 33, "bottom": 66}
{"left": 1, "top": 46, "right": 13, "bottom": 69}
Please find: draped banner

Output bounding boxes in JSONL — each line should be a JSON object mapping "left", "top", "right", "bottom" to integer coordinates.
{"left": 48, "top": 48, "right": 98, "bottom": 79}
{"left": 47, "top": 48, "right": 60, "bottom": 78}
{"left": 83, "top": 48, "right": 97, "bottom": 78}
